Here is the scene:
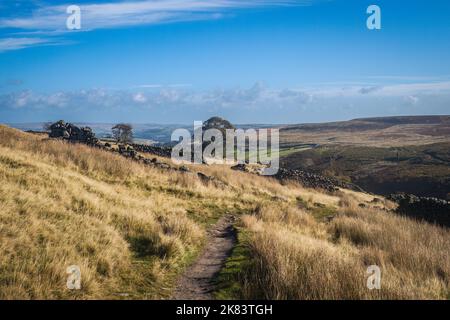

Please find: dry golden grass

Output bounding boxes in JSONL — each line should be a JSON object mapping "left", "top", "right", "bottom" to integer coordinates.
{"left": 1, "top": 125, "right": 448, "bottom": 300}
{"left": 0, "top": 125, "right": 320, "bottom": 299}
{"left": 0, "top": 126, "right": 219, "bottom": 299}
{"left": 240, "top": 197, "right": 450, "bottom": 299}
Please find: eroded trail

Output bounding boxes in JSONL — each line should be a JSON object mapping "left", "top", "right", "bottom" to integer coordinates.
{"left": 172, "top": 215, "right": 236, "bottom": 300}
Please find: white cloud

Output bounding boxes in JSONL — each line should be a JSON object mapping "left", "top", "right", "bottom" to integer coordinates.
{"left": 377, "top": 81, "right": 450, "bottom": 96}
{"left": 0, "top": 0, "right": 306, "bottom": 52}
{"left": 0, "top": 0, "right": 302, "bottom": 31}
{"left": 404, "top": 95, "right": 419, "bottom": 105}
{"left": 308, "top": 81, "right": 450, "bottom": 98}
{"left": 0, "top": 37, "right": 54, "bottom": 52}
{"left": 137, "top": 84, "right": 192, "bottom": 89}
{"left": 132, "top": 92, "right": 147, "bottom": 103}
{"left": 2, "top": 81, "right": 449, "bottom": 120}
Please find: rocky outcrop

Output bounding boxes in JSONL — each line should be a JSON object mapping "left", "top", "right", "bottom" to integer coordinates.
{"left": 141, "top": 157, "right": 171, "bottom": 170}
{"left": 117, "top": 144, "right": 137, "bottom": 158}
{"left": 230, "top": 163, "right": 362, "bottom": 193}
{"left": 48, "top": 120, "right": 98, "bottom": 145}
{"left": 231, "top": 163, "right": 266, "bottom": 175}
{"left": 274, "top": 168, "right": 361, "bottom": 193}
{"left": 131, "top": 143, "right": 172, "bottom": 158}
{"left": 197, "top": 172, "right": 227, "bottom": 188}
{"left": 389, "top": 193, "right": 450, "bottom": 227}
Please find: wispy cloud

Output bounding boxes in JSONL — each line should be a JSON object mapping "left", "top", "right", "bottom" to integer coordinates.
{"left": 0, "top": 0, "right": 305, "bottom": 52}
{"left": 0, "top": 37, "right": 57, "bottom": 52}
{"left": 363, "top": 75, "right": 450, "bottom": 82}
{"left": 137, "top": 84, "right": 192, "bottom": 89}
{"left": 308, "top": 81, "right": 450, "bottom": 97}
{"left": 1, "top": 0, "right": 301, "bottom": 31}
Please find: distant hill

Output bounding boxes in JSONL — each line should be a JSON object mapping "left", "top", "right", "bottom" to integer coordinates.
{"left": 282, "top": 115, "right": 450, "bottom": 133}
{"left": 279, "top": 115, "right": 450, "bottom": 199}
{"left": 280, "top": 115, "right": 450, "bottom": 148}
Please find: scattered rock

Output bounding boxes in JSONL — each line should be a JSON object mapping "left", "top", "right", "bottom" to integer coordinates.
{"left": 118, "top": 144, "right": 126, "bottom": 153}
{"left": 179, "top": 165, "right": 190, "bottom": 172}
{"left": 155, "top": 163, "right": 171, "bottom": 170}
{"left": 388, "top": 193, "right": 450, "bottom": 227}
{"left": 131, "top": 143, "right": 172, "bottom": 158}
{"left": 231, "top": 163, "right": 265, "bottom": 175}
{"left": 274, "top": 168, "right": 360, "bottom": 193}
{"left": 115, "top": 144, "right": 138, "bottom": 159}
{"left": 197, "top": 172, "right": 226, "bottom": 188}
{"left": 197, "top": 172, "right": 211, "bottom": 183}
{"left": 231, "top": 164, "right": 246, "bottom": 172}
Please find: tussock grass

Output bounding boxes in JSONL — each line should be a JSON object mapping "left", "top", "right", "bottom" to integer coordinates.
{"left": 239, "top": 198, "right": 450, "bottom": 299}
{"left": 0, "top": 125, "right": 313, "bottom": 299}
{"left": 0, "top": 126, "right": 213, "bottom": 298}
{"left": 1, "top": 125, "right": 448, "bottom": 299}
{"left": 0, "top": 144, "right": 204, "bottom": 299}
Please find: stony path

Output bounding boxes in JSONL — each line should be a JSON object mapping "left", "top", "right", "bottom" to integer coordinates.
{"left": 172, "top": 215, "right": 236, "bottom": 300}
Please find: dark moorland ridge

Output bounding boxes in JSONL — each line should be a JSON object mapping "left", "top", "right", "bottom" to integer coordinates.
{"left": 282, "top": 115, "right": 450, "bottom": 132}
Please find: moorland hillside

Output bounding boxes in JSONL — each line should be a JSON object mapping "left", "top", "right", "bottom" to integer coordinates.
{"left": 0, "top": 125, "right": 448, "bottom": 299}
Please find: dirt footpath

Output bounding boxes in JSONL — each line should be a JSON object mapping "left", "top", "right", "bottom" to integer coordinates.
{"left": 172, "top": 215, "right": 236, "bottom": 300}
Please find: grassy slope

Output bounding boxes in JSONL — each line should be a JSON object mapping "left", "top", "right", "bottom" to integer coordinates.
{"left": 1, "top": 125, "right": 449, "bottom": 299}
{"left": 0, "top": 125, "right": 336, "bottom": 299}
{"left": 0, "top": 126, "right": 207, "bottom": 299}
{"left": 219, "top": 194, "right": 449, "bottom": 299}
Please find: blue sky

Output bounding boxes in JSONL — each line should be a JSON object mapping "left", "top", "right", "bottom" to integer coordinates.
{"left": 1, "top": 0, "right": 450, "bottom": 124}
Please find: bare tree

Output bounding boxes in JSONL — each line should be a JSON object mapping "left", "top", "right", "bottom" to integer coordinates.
{"left": 112, "top": 123, "right": 133, "bottom": 144}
